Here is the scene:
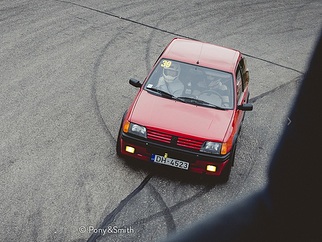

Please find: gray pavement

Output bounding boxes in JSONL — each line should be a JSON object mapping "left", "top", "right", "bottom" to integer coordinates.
{"left": 0, "top": 1, "right": 321, "bottom": 241}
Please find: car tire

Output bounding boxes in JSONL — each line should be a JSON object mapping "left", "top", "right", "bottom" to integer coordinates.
{"left": 219, "top": 160, "right": 232, "bottom": 183}
{"left": 116, "top": 112, "right": 127, "bottom": 157}
{"left": 219, "top": 143, "right": 237, "bottom": 183}
{"left": 116, "top": 125, "right": 122, "bottom": 157}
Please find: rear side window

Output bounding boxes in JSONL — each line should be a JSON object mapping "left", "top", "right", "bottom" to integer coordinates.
{"left": 236, "top": 66, "right": 243, "bottom": 101}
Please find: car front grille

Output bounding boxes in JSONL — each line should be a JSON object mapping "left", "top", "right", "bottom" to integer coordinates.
{"left": 147, "top": 129, "right": 172, "bottom": 144}
{"left": 147, "top": 128, "right": 203, "bottom": 151}
{"left": 177, "top": 137, "right": 204, "bottom": 150}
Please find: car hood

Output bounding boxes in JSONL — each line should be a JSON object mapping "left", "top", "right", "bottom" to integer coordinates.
{"left": 129, "top": 90, "right": 234, "bottom": 141}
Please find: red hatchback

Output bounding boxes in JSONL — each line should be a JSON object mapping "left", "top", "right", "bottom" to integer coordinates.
{"left": 117, "top": 38, "right": 252, "bottom": 182}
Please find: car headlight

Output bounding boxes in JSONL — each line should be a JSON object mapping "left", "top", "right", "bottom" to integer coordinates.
{"left": 200, "top": 141, "right": 222, "bottom": 154}
{"left": 125, "top": 122, "right": 147, "bottom": 138}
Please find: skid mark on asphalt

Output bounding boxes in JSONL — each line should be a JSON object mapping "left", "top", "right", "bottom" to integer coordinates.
{"left": 55, "top": 0, "right": 195, "bottom": 40}
{"left": 249, "top": 75, "right": 302, "bottom": 103}
{"left": 145, "top": 12, "right": 173, "bottom": 73}
{"left": 56, "top": 0, "right": 304, "bottom": 75}
{"left": 128, "top": 186, "right": 211, "bottom": 230}
{"left": 147, "top": 183, "right": 176, "bottom": 234}
{"left": 234, "top": 77, "right": 301, "bottom": 197}
{"left": 90, "top": 11, "right": 149, "bottom": 148}
{"left": 91, "top": 84, "right": 116, "bottom": 147}
{"left": 91, "top": 36, "right": 119, "bottom": 147}
{"left": 242, "top": 53, "right": 303, "bottom": 74}
{"left": 0, "top": 5, "right": 26, "bottom": 22}
{"left": 87, "top": 173, "right": 153, "bottom": 242}
{"left": 99, "top": 185, "right": 212, "bottom": 241}
{"left": 88, "top": 3, "right": 163, "bottom": 151}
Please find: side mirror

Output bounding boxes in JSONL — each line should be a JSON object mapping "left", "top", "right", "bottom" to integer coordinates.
{"left": 237, "top": 103, "right": 253, "bottom": 111}
{"left": 129, "top": 78, "right": 142, "bottom": 88}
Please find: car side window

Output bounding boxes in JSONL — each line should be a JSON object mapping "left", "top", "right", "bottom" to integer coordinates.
{"left": 236, "top": 66, "right": 243, "bottom": 102}
{"left": 239, "top": 58, "right": 248, "bottom": 88}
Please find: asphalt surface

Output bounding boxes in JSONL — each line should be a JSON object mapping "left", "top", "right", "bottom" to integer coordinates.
{"left": 1, "top": 1, "right": 321, "bottom": 242}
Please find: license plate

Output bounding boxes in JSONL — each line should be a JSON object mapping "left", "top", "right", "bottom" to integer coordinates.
{"left": 151, "top": 154, "right": 189, "bottom": 170}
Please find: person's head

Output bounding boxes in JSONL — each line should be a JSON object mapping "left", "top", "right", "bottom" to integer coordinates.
{"left": 205, "top": 70, "right": 220, "bottom": 87}
{"left": 163, "top": 62, "right": 180, "bottom": 83}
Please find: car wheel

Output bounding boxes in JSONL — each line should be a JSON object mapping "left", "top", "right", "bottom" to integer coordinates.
{"left": 116, "top": 125, "right": 122, "bottom": 157}
{"left": 219, "top": 143, "right": 237, "bottom": 183}
{"left": 116, "top": 112, "right": 127, "bottom": 157}
{"left": 219, "top": 160, "right": 232, "bottom": 183}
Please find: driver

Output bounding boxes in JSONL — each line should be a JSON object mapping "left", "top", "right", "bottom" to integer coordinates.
{"left": 195, "top": 70, "right": 230, "bottom": 105}
{"left": 156, "top": 62, "right": 184, "bottom": 96}
{"left": 198, "top": 70, "right": 228, "bottom": 92}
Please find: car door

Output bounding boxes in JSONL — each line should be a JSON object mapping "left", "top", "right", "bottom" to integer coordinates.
{"left": 235, "top": 59, "right": 248, "bottom": 129}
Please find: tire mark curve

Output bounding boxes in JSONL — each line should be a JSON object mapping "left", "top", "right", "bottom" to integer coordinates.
{"left": 87, "top": 173, "right": 153, "bottom": 242}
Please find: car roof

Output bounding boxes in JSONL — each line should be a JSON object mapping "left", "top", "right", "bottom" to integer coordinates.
{"left": 161, "top": 38, "right": 241, "bottom": 73}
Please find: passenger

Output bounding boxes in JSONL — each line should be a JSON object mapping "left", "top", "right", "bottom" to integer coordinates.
{"left": 156, "top": 62, "right": 184, "bottom": 97}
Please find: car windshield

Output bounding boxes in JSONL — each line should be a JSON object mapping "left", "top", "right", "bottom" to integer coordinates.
{"left": 144, "top": 59, "right": 234, "bottom": 109}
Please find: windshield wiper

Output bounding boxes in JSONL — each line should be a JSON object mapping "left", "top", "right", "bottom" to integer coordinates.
{"left": 177, "top": 96, "right": 227, "bottom": 110}
{"left": 146, "top": 87, "right": 176, "bottom": 99}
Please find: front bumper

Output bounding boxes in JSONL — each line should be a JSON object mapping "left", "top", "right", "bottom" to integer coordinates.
{"left": 119, "top": 132, "right": 231, "bottom": 176}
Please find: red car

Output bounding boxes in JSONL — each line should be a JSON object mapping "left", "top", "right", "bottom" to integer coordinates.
{"left": 117, "top": 38, "right": 252, "bottom": 182}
